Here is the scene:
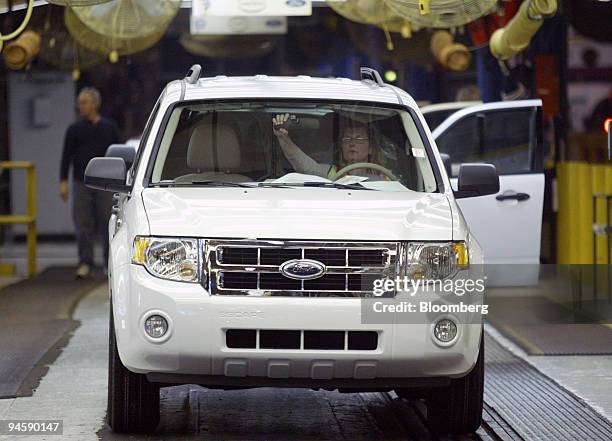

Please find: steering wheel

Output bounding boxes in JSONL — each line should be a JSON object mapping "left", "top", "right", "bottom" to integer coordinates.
{"left": 333, "top": 162, "right": 397, "bottom": 181}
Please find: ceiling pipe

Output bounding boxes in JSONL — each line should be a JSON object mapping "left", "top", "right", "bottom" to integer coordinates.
{"left": 489, "top": 0, "right": 557, "bottom": 60}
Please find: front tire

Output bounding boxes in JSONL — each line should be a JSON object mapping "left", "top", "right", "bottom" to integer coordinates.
{"left": 107, "top": 305, "right": 160, "bottom": 433}
{"left": 427, "top": 332, "right": 484, "bottom": 435}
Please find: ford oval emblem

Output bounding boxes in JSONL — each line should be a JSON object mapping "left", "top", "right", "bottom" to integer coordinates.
{"left": 265, "top": 19, "right": 283, "bottom": 28}
{"left": 238, "top": 0, "right": 266, "bottom": 14}
{"left": 279, "top": 259, "right": 326, "bottom": 280}
{"left": 286, "top": 0, "right": 306, "bottom": 6}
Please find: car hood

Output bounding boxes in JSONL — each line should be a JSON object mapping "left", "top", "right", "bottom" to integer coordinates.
{"left": 141, "top": 188, "right": 453, "bottom": 241}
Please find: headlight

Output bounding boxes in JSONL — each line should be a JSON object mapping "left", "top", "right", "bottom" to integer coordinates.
{"left": 406, "top": 242, "right": 468, "bottom": 280}
{"left": 132, "top": 236, "right": 200, "bottom": 282}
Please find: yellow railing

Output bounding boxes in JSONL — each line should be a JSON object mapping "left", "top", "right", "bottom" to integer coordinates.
{"left": 0, "top": 161, "right": 36, "bottom": 276}
{"left": 557, "top": 161, "right": 612, "bottom": 264}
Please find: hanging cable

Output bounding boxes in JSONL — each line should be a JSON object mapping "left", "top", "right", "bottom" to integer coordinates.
{"left": 0, "top": 0, "right": 35, "bottom": 53}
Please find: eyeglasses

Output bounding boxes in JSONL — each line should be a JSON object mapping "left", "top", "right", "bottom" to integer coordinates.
{"left": 342, "top": 136, "right": 369, "bottom": 144}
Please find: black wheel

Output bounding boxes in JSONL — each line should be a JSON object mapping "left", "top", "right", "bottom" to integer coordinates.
{"left": 427, "top": 331, "right": 484, "bottom": 435}
{"left": 107, "top": 304, "right": 160, "bottom": 433}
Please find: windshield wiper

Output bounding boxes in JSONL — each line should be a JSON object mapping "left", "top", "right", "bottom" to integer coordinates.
{"left": 257, "top": 181, "right": 374, "bottom": 190}
{"left": 151, "top": 179, "right": 254, "bottom": 188}
{"left": 256, "top": 182, "right": 297, "bottom": 189}
{"left": 189, "top": 180, "right": 254, "bottom": 188}
{"left": 301, "top": 181, "right": 374, "bottom": 190}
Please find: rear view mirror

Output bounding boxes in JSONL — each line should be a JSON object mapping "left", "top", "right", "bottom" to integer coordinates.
{"left": 454, "top": 163, "right": 499, "bottom": 199}
{"left": 105, "top": 144, "right": 136, "bottom": 169}
{"left": 84, "top": 157, "right": 131, "bottom": 193}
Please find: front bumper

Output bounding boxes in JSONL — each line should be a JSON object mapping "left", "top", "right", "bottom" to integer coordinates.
{"left": 111, "top": 265, "right": 482, "bottom": 386}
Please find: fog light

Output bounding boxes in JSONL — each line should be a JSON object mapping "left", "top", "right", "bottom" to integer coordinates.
{"left": 433, "top": 319, "right": 457, "bottom": 343}
{"left": 144, "top": 315, "right": 168, "bottom": 339}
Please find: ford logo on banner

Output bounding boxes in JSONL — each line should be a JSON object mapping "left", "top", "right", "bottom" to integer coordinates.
{"left": 286, "top": 0, "right": 306, "bottom": 6}
{"left": 265, "top": 19, "right": 283, "bottom": 28}
{"left": 279, "top": 259, "right": 326, "bottom": 280}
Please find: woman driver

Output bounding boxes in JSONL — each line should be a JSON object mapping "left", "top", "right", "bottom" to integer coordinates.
{"left": 272, "top": 113, "right": 385, "bottom": 180}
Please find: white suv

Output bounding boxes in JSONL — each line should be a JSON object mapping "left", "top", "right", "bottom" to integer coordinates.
{"left": 85, "top": 66, "right": 500, "bottom": 435}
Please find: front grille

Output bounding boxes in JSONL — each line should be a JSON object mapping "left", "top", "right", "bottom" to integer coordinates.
{"left": 303, "top": 274, "right": 347, "bottom": 291}
{"left": 226, "top": 329, "right": 379, "bottom": 350}
{"left": 217, "top": 245, "right": 389, "bottom": 268}
{"left": 348, "top": 249, "right": 387, "bottom": 266}
{"left": 304, "top": 248, "right": 346, "bottom": 266}
{"left": 260, "top": 273, "right": 301, "bottom": 290}
{"left": 205, "top": 240, "right": 399, "bottom": 297}
{"left": 260, "top": 330, "right": 300, "bottom": 349}
{"left": 218, "top": 247, "right": 257, "bottom": 265}
{"left": 260, "top": 248, "right": 301, "bottom": 265}
{"left": 221, "top": 272, "right": 258, "bottom": 289}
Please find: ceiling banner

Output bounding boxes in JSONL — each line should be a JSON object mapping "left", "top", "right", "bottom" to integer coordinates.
{"left": 192, "top": 0, "right": 312, "bottom": 17}
{"left": 190, "top": 14, "right": 288, "bottom": 34}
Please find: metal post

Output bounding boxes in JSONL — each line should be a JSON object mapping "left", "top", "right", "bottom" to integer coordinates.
{"left": 606, "top": 195, "right": 612, "bottom": 302}
{"left": 0, "top": 161, "right": 36, "bottom": 277}
{"left": 593, "top": 194, "right": 597, "bottom": 301}
{"left": 26, "top": 165, "right": 36, "bottom": 276}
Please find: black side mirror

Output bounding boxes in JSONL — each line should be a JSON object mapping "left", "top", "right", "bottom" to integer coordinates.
{"left": 84, "top": 157, "right": 131, "bottom": 193}
{"left": 439, "top": 153, "right": 452, "bottom": 177}
{"left": 105, "top": 144, "right": 136, "bottom": 170}
{"left": 454, "top": 163, "right": 499, "bottom": 199}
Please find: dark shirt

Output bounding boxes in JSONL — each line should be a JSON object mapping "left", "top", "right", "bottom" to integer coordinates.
{"left": 60, "top": 117, "right": 120, "bottom": 181}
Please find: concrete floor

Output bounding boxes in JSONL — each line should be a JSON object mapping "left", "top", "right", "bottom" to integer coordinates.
{"left": 0, "top": 241, "right": 105, "bottom": 277}
{"left": 0, "top": 284, "right": 108, "bottom": 440}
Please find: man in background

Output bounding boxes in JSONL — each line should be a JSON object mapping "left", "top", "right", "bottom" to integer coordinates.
{"left": 59, "top": 87, "right": 120, "bottom": 278}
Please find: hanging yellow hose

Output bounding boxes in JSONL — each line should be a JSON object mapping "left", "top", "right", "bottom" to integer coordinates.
{"left": 490, "top": 0, "right": 557, "bottom": 60}
{"left": 0, "top": 0, "right": 35, "bottom": 53}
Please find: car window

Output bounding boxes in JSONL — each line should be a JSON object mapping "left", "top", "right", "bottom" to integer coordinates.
{"left": 436, "top": 108, "right": 538, "bottom": 176}
{"left": 147, "top": 101, "right": 439, "bottom": 193}
{"left": 423, "top": 109, "right": 459, "bottom": 131}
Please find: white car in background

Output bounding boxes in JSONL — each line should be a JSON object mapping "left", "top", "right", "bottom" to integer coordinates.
{"left": 421, "top": 101, "right": 482, "bottom": 132}
{"left": 88, "top": 66, "right": 501, "bottom": 435}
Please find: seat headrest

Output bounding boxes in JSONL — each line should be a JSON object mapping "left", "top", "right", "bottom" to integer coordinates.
{"left": 187, "top": 123, "right": 241, "bottom": 171}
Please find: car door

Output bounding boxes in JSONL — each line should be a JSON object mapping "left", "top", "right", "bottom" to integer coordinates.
{"left": 431, "top": 100, "right": 544, "bottom": 286}
{"left": 420, "top": 101, "right": 482, "bottom": 131}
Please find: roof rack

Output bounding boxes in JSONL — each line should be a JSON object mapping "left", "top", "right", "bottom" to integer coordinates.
{"left": 360, "top": 67, "right": 384, "bottom": 86}
{"left": 185, "top": 64, "right": 202, "bottom": 84}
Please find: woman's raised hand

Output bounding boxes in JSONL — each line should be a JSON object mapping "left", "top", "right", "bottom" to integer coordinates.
{"left": 272, "top": 113, "right": 290, "bottom": 138}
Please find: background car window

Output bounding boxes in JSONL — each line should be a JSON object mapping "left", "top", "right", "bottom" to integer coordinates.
{"left": 436, "top": 109, "right": 537, "bottom": 176}
{"left": 423, "top": 109, "right": 458, "bottom": 131}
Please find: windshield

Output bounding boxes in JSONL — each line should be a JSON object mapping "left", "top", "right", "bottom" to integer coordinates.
{"left": 149, "top": 101, "right": 438, "bottom": 192}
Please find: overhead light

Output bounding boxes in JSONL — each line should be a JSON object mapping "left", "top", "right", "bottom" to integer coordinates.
{"left": 604, "top": 118, "right": 612, "bottom": 134}
{"left": 384, "top": 70, "right": 397, "bottom": 82}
